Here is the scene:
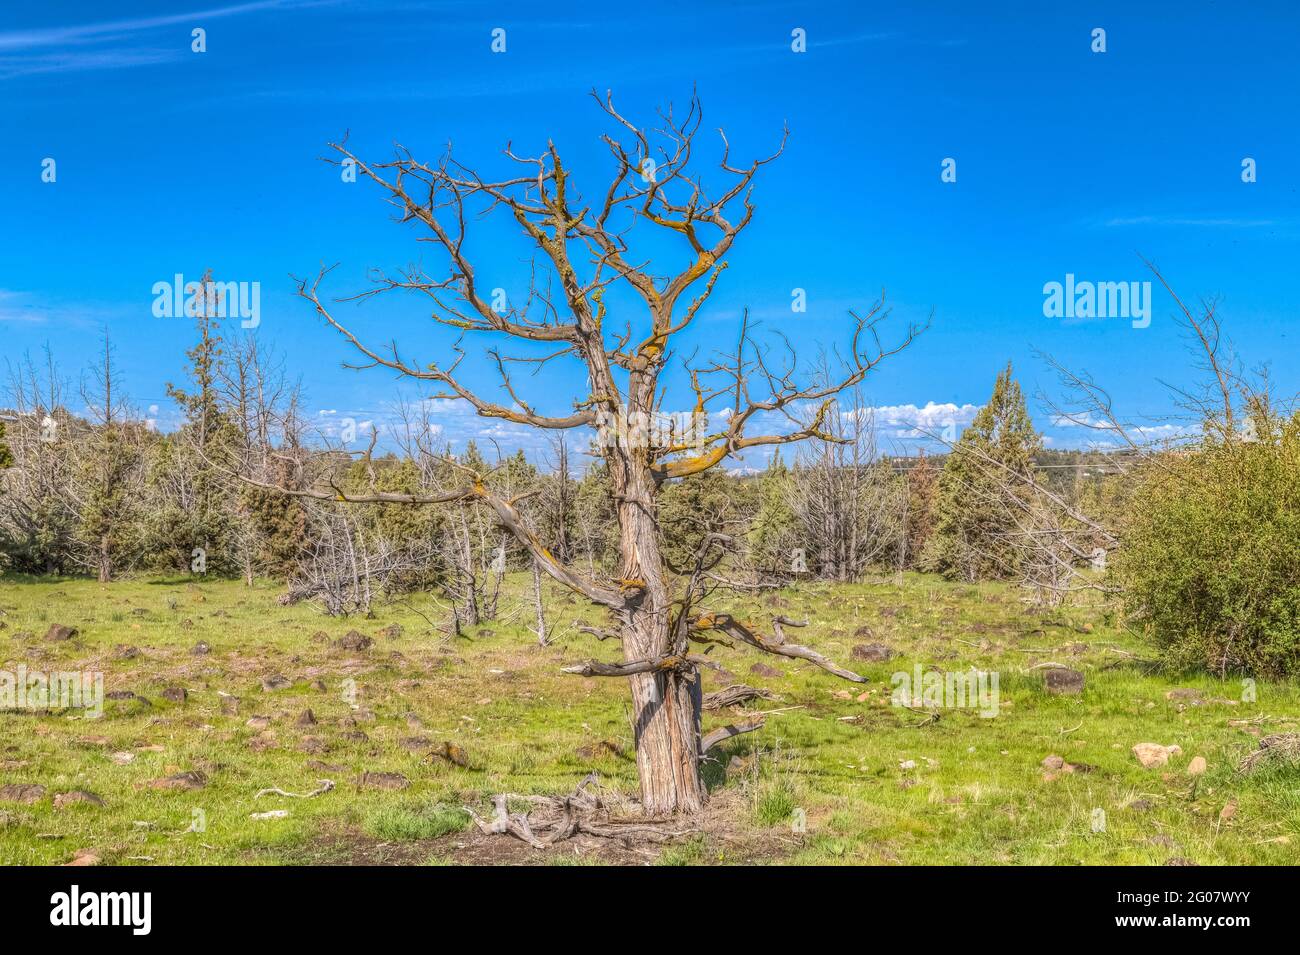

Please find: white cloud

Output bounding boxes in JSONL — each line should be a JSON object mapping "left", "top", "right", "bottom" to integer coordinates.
{"left": 851, "top": 400, "right": 981, "bottom": 438}
{"left": 1104, "top": 215, "right": 1276, "bottom": 229}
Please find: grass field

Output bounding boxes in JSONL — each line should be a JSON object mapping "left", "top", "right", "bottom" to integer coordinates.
{"left": 1, "top": 571, "right": 1297, "bottom": 865}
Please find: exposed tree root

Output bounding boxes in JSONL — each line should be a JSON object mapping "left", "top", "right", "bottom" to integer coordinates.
{"left": 464, "top": 773, "right": 700, "bottom": 849}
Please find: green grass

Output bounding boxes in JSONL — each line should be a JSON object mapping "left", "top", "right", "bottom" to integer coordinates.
{"left": 363, "top": 804, "right": 469, "bottom": 842}
{"left": 1, "top": 571, "right": 1297, "bottom": 865}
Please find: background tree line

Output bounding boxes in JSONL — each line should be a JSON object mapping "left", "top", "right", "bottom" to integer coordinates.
{"left": 2, "top": 279, "right": 1298, "bottom": 678}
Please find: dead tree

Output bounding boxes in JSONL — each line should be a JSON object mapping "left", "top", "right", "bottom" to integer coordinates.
{"left": 283, "top": 92, "right": 919, "bottom": 814}
{"left": 530, "top": 558, "right": 549, "bottom": 646}
{"left": 73, "top": 333, "right": 146, "bottom": 582}
{"left": 787, "top": 391, "right": 906, "bottom": 582}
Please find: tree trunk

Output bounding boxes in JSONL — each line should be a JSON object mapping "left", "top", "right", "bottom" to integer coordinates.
{"left": 626, "top": 656, "right": 705, "bottom": 814}
{"left": 98, "top": 536, "right": 111, "bottom": 584}
{"left": 615, "top": 455, "right": 706, "bottom": 814}
{"left": 532, "top": 559, "right": 548, "bottom": 646}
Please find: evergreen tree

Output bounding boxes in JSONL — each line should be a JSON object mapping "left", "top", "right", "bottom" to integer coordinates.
{"left": 903, "top": 452, "right": 937, "bottom": 568}
{"left": 747, "top": 449, "right": 798, "bottom": 577}
{"left": 921, "top": 363, "right": 1041, "bottom": 580}
{"left": 151, "top": 271, "right": 239, "bottom": 573}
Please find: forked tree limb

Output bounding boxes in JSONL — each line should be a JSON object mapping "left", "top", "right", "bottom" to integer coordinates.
{"left": 690, "top": 612, "right": 868, "bottom": 683}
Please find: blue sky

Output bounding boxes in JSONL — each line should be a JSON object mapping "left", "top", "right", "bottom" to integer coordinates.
{"left": 2, "top": 0, "right": 1297, "bottom": 461}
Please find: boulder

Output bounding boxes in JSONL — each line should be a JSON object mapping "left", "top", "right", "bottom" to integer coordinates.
{"left": 1044, "top": 668, "right": 1085, "bottom": 695}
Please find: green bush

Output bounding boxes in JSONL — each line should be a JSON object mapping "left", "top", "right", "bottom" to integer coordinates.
{"left": 1116, "top": 416, "right": 1300, "bottom": 677}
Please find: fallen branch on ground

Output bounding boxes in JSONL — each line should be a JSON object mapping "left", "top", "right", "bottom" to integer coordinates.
{"left": 255, "top": 779, "right": 335, "bottom": 799}
{"left": 702, "top": 684, "right": 776, "bottom": 710}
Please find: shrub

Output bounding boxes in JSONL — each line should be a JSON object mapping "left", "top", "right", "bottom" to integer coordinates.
{"left": 1115, "top": 415, "right": 1300, "bottom": 677}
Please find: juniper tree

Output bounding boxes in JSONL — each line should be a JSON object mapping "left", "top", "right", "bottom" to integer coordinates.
{"left": 273, "top": 93, "right": 918, "bottom": 813}
{"left": 921, "top": 363, "right": 1041, "bottom": 581}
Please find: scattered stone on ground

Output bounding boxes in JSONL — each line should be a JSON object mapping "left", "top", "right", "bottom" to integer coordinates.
{"left": 358, "top": 771, "right": 409, "bottom": 791}
{"left": 333, "top": 631, "right": 372, "bottom": 652}
{"left": 1132, "top": 742, "right": 1183, "bottom": 768}
{"left": 45, "top": 624, "right": 78, "bottom": 641}
{"left": 1040, "top": 753, "right": 1082, "bottom": 781}
{"left": 147, "top": 771, "right": 207, "bottom": 791}
{"left": 54, "top": 791, "right": 104, "bottom": 809}
{"left": 1044, "top": 668, "right": 1085, "bottom": 695}
{"left": 0, "top": 783, "right": 46, "bottom": 804}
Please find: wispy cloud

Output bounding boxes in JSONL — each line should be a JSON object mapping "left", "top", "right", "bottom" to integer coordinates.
{"left": 0, "top": 289, "right": 135, "bottom": 326}
{"left": 0, "top": 48, "right": 182, "bottom": 80}
{"left": 0, "top": 0, "right": 328, "bottom": 78}
{"left": 1102, "top": 215, "right": 1276, "bottom": 229}
{"left": 0, "top": 289, "right": 47, "bottom": 323}
{"left": 0, "top": 2, "right": 289, "bottom": 52}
